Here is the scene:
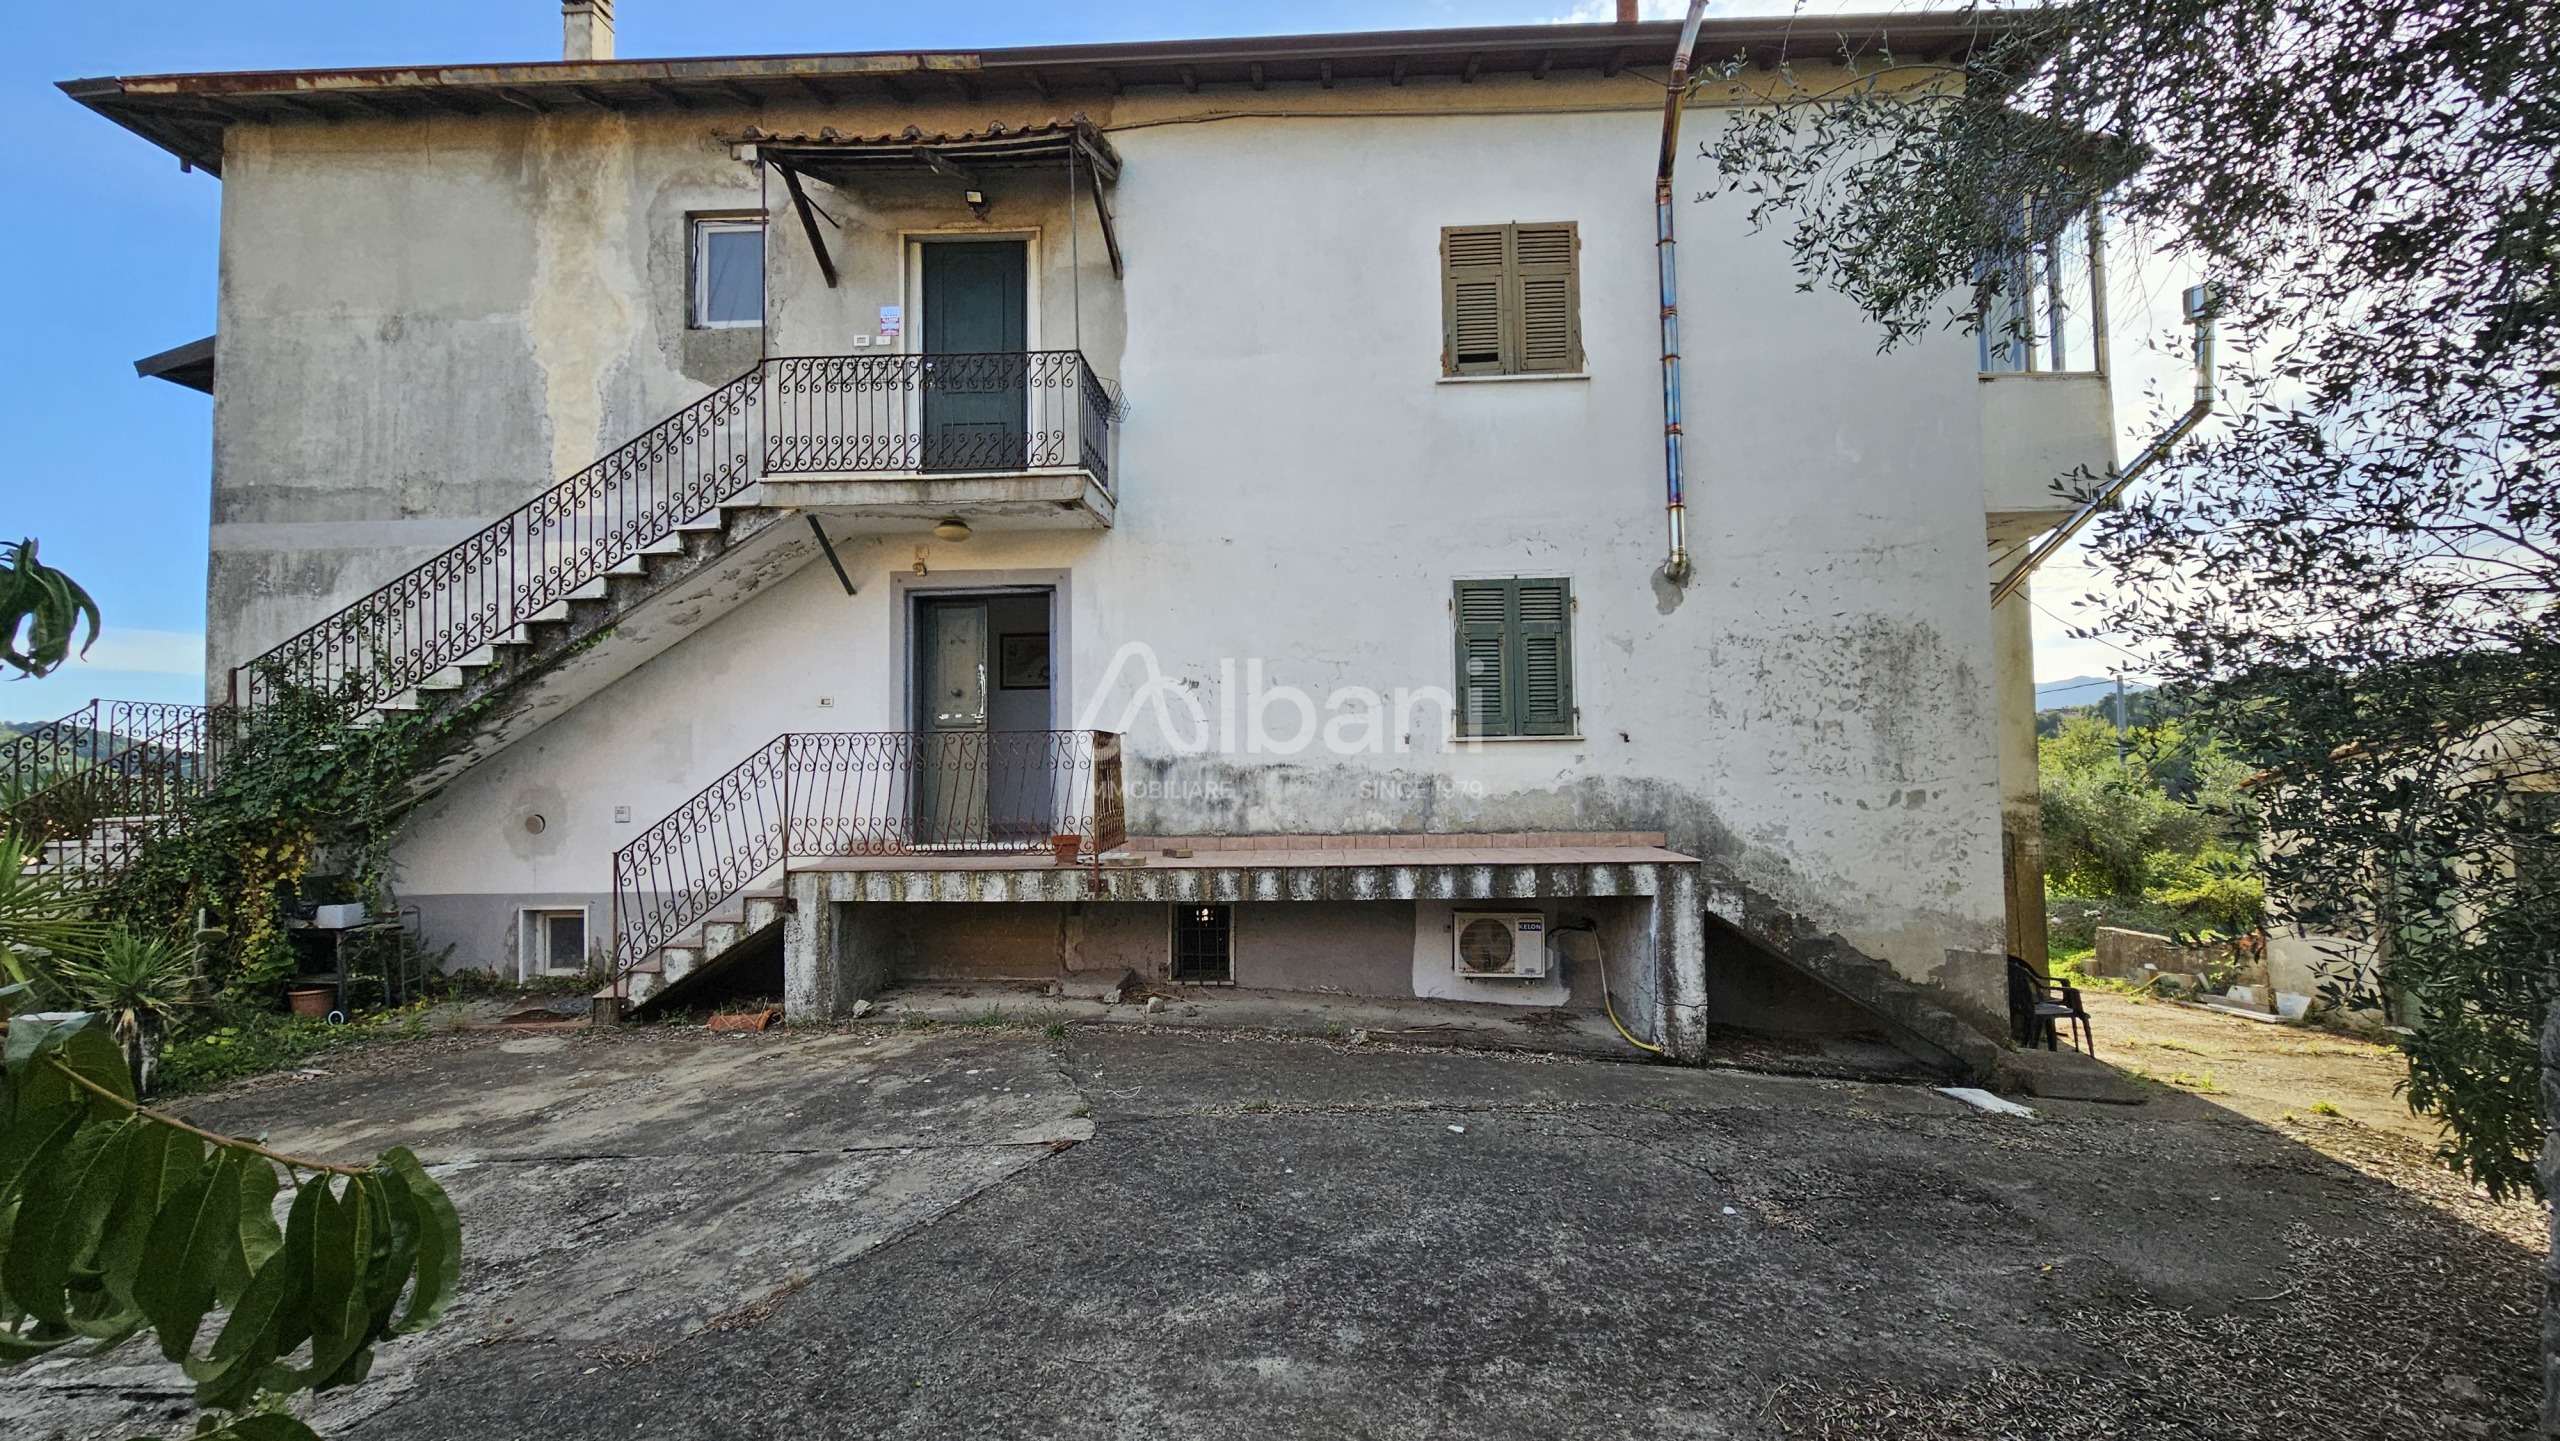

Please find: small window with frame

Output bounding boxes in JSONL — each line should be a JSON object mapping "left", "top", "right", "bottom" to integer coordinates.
{"left": 525, "top": 908, "right": 590, "bottom": 976}
{"left": 1171, "top": 903, "right": 1234, "bottom": 984}
{"left": 691, "top": 216, "right": 765, "bottom": 329}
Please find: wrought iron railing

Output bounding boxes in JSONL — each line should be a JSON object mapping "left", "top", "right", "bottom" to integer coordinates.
{"left": 3, "top": 699, "right": 204, "bottom": 797}
{"left": 610, "top": 729, "right": 1125, "bottom": 980}
{"left": 764, "top": 351, "right": 1113, "bottom": 485}
{"left": 241, "top": 352, "right": 1116, "bottom": 716}
{"left": 0, "top": 700, "right": 226, "bottom": 882}
{"left": 241, "top": 367, "right": 765, "bottom": 712}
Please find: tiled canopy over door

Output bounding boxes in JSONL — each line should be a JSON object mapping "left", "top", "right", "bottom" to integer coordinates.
{"left": 922, "top": 241, "right": 1030, "bottom": 471}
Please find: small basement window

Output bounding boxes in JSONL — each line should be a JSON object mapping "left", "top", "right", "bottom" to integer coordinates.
{"left": 691, "top": 217, "right": 765, "bottom": 328}
{"left": 1171, "top": 903, "right": 1233, "bottom": 984}
{"left": 526, "top": 909, "right": 589, "bottom": 976}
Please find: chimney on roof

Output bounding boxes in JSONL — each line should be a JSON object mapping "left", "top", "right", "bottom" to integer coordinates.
{"left": 1616, "top": 0, "right": 1639, "bottom": 21}
{"left": 563, "top": 0, "right": 614, "bottom": 61}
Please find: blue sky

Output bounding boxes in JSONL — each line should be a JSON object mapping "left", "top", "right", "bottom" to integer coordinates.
{"left": 2, "top": 0, "right": 2155, "bottom": 721}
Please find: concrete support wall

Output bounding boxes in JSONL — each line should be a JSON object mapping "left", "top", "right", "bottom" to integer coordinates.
{"left": 1994, "top": 585, "right": 2048, "bottom": 971}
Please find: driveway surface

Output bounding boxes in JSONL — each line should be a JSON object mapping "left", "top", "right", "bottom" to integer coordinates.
{"left": 5, "top": 1021, "right": 2538, "bottom": 1439}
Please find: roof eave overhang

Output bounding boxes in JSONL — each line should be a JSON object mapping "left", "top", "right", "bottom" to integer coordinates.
{"left": 60, "top": 14, "right": 2028, "bottom": 177}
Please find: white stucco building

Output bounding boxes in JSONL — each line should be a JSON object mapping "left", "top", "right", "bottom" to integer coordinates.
{"left": 66, "top": 11, "right": 2111, "bottom": 1073}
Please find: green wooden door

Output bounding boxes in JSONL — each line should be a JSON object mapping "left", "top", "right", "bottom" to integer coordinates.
{"left": 921, "top": 242, "right": 1028, "bottom": 471}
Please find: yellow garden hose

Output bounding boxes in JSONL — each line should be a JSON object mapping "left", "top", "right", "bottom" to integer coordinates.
{"left": 1561, "top": 923, "right": 1665, "bottom": 1055}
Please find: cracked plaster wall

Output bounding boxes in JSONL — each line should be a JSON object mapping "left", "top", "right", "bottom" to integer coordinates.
{"left": 202, "top": 88, "right": 2025, "bottom": 1018}
{"left": 381, "top": 105, "right": 2011, "bottom": 1017}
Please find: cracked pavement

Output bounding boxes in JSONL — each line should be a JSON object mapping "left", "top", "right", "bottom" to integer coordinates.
{"left": 3, "top": 1023, "right": 2538, "bottom": 1439}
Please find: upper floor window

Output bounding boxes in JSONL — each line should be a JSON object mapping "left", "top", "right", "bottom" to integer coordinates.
{"left": 1979, "top": 203, "right": 2105, "bottom": 374}
{"left": 1441, "top": 223, "right": 1582, "bottom": 376}
{"left": 691, "top": 217, "right": 764, "bottom": 329}
{"left": 1454, "top": 577, "right": 1576, "bottom": 738}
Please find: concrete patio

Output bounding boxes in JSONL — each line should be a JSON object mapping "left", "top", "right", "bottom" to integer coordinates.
{"left": 3, "top": 1019, "right": 2537, "bottom": 1440}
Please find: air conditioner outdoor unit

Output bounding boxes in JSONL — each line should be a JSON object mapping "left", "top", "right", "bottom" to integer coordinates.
{"left": 1452, "top": 911, "right": 1549, "bottom": 979}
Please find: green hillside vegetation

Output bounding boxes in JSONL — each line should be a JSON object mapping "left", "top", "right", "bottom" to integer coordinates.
{"left": 2041, "top": 706, "right": 2265, "bottom": 954}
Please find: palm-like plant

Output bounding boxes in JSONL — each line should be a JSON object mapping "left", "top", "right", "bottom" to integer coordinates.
{"left": 0, "top": 537, "right": 101, "bottom": 678}
{"left": 47, "top": 928, "right": 197, "bottom": 1095}
{"left": 0, "top": 832, "right": 102, "bottom": 986}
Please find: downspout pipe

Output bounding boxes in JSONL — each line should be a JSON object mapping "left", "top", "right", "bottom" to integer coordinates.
{"left": 1654, "top": 0, "right": 1712, "bottom": 588}
{"left": 1990, "top": 282, "right": 2223, "bottom": 607}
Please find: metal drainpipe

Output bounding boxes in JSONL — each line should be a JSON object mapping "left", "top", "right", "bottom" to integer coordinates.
{"left": 1654, "top": 0, "right": 1712, "bottom": 587}
{"left": 1989, "top": 282, "right": 2223, "bottom": 606}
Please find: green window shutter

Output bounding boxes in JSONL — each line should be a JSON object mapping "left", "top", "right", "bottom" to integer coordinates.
{"left": 1443, "top": 227, "right": 1508, "bottom": 375}
{"left": 1510, "top": 578, "right": 1574, "bottom": 735}
{"left": 1513, "top": 224, "right": 1581, "bottom": 374}
{"left": 1453, "top": 580, "right": 1514, "bottom": 736}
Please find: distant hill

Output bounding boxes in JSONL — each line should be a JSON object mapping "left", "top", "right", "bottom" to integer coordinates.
{"left": 2036, "top": 675, "right": 2152, "bottom": 712}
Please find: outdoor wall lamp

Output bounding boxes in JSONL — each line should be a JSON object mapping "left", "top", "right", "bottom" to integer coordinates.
{"left": 933, "top": 518, "right": 973, "bottom": 542}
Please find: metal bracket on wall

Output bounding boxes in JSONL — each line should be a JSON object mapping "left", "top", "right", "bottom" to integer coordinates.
{"left": 776, "top": 163, "right": 839, "bottom": 288}
{"left": 807, "top": 515, "right": 858, "bottom": 595}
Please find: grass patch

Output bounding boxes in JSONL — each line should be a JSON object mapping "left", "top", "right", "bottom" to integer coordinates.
{"left": 2311, "top": 1099, "right": 2344, "bottom": 1117}
{"left": 2052, "top": 954, "right": 2149, "bottom": 997}
{"left": 158, "top": 1002, "right": 433, "bottom": 1096}
{"left": 963, "top": 1006, "right": 1007, "bottom": 1028}
{"left": 2121, "top": 1062, "right": 2224, "bottom": 1094}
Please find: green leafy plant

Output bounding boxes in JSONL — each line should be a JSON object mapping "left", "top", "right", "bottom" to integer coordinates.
{"left": 47, "top": 928, "right": 198, "bottom": 1096}
{"left": 105, "top": 678, "right": 460, "bottom": 1003}
{"left": 0, "top": 984, "right": 460, "bottom": 1437}
{"left": 0, "top": 538, "right": 101, "bottom": 679}
{"left": 0, "top": 833, "right": 104, "bottom": 988}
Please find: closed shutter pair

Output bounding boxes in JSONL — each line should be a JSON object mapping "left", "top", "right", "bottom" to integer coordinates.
{"left": 1455, "top": 578, "right": 1574, "bottom": 737}
{"left": 1443, "top": 224, "right": 1582, "bottom": 376}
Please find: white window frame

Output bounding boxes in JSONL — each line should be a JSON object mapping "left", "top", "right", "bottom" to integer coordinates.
{"left": 690, "top": 216, "right": 766, "bottom": 330}
{"left": 522, "top": 908, "right": 592, "bottom": 979}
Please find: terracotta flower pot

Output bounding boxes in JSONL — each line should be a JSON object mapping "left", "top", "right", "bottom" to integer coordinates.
{"left": 287, "top": 986, "right": 334, "bottom": 1019}
{"left": 1051, "top": 834, "right": 1085, "bottom": 866}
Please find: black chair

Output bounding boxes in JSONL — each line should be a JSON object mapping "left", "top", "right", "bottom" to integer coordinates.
{"left": 2007, "top": 955, "right": 2094, "bottom": 1054}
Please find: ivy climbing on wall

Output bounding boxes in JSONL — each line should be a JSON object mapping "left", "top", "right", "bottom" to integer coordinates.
{"left": 103, "top": 675, "right": 481, "bottom": 1000}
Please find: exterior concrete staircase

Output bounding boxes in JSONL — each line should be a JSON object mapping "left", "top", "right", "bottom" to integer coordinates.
{"left": 613, "top": 874, "right": 788, "bottom": 1011}
{"left": 393, "top": 503, "right": 815, "bottom": 794}
{"left": 1704, "top": 877, "right": 2011, "bottom": 1081}
{"left": 231, "top": 363, "right": 834, "bottom": 797}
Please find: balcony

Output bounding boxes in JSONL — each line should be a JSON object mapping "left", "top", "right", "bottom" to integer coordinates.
{"left": 1978, "top": 207, "right": 2116, "bottom": 537}
{"left": 758, "top": 351, "right": 1117, "bottom": 532}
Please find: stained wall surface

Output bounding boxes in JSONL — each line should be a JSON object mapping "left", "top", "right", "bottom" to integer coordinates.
{"left": 207, "top": 71, "right": 2040, "bottom": 1018}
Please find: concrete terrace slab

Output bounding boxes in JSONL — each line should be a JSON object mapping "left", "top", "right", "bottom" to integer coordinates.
{"left": 789, "top": 835, "right": 1697, "bottom": 873}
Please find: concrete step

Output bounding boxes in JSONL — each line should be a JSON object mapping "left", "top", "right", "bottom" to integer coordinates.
{"left": 661, "top": 946, "right": 700, "bottom": 984}
{"left": 395, "top": 503, "right": 815, "bottom": 799}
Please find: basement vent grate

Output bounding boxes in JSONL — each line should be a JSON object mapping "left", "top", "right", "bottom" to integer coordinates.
{"left": 1172, "top": 903, "right": 1234, "bottom": 983}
